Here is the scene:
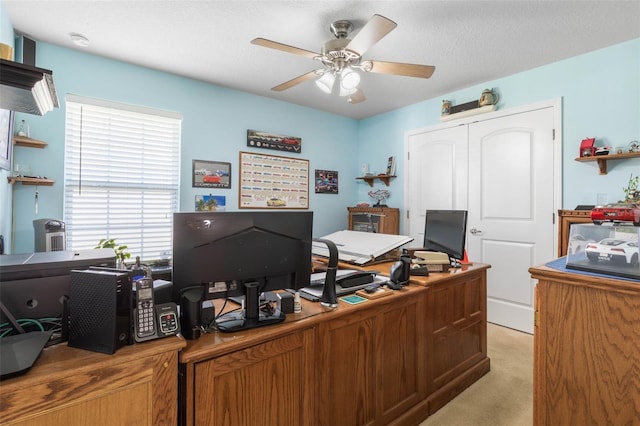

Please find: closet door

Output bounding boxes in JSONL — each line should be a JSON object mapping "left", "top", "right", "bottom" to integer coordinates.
{"left": 467, "top": 106, "right": 556, "bottom": 334}
{"left": 405, "top": 125, "right": 468, "bottom": 245}
{"left": 406, "top": 101, "right": 559, "bottom": 334}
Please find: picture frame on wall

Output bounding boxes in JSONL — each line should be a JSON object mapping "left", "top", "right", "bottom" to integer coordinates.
{"left": 192, "top": 159, "right": 231, "bottom": 188}
{"left": 195, "top": 195, "right": 226, "bottom": 211}
{"left": 246, "top": 129, "right": 302, "bottom": 153}
{"left": 315, "top": 169, "right": 338, "bottom": 194}
{"left": 0, "top": 109, "right": 14, "bottom": 171}
{"left": 239, "top": 151, "right": 309, "bottom": 209}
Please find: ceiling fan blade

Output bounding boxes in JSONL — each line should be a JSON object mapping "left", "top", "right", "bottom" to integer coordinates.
{"left": 348, "top": 89, "right": 366, "bottom": 104}
{"left": 271, "top": 70, "right": 320, "bottom": 91}
{"left": 345, "top": 15, "right": 397, "bottom": 56}
{"left": 251, "top": 38, "right": 319, "bottom": 59}
{"left": 367, "top": 60, "right": 435, "bottom": 79}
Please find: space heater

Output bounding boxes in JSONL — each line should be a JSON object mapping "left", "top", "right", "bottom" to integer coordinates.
{"left": 33, "top": 219, "right": 66, "bottom": 252}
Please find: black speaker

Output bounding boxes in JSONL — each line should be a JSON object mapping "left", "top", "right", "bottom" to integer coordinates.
{"left": 180, "top": 286, "right": 204, "bottom": 340}
{"left": 68, "top": 269, "right": 132, "bottom": 354}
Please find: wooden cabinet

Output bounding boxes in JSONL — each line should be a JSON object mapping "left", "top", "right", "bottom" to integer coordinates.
{"left": 181, "top": 329, "right": 315, "bottom": 425}
{"left": 557, "top": 209, "right": 592, "bottom": 256}
{"left": 316, "top": 288, "right": 427, "bottom": 425}
{"left": 0, "top": 337, "right": 185, "bottom": 425}
{"left": 179, "top": 263, "right": 491, "bottom": 426}
{"left": 348, "top": 206, "right": 399, "bottom": 234}
{"left": 530, "top": 265, "right": 640, "bottom": 425}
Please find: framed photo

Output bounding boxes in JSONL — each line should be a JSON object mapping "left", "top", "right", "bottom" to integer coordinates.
{"left": 0, "top": 109, "right": 14, "bottom": 171}
{"left": 239, "top": 151, "right": 309, "bottom": 209}
{"left": 195, "top": 195, "right": 226, "bottom": 211}
{"left": 315, "top": 169, "right": 339, "bottom": 194}
{"left": 247, "top": 129, "right": 302, "bottom": 154}
{"left": 192, "top": 159, "right": 231, "bottom": 188}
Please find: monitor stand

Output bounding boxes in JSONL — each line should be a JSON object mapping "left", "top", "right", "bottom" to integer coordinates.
{"left": 215, "top": 282, "right": 285, "bottom": 333}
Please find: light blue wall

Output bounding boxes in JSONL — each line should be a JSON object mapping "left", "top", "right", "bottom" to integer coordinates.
{"left": 0, "top": 0, "right": 14, "bottom": 252}
{"left": 2, "top": 0, "right": 638, "bottom": 255}
{"left": 357, "top": 38, "right": 640, "bottom": 232}
{"left": 8, "top": 42, "right": 358, "bottom": 253}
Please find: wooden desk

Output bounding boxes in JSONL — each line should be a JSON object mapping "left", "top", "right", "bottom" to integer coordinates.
{"left": 530, "top": 265, "right": 640, "bottom": 425}
{"left": 179, "top": 262, "right": 490, "bottom": 426}
{"left": 0, "top": 337, "right": 186, "bottom": 425}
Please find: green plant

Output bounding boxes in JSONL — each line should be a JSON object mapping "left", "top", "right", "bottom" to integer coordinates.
{"left": 95, "top": 238, "right": 131, "bottom": 265}
{"left": 622, "top": 173, "right": 639, "bottom": 201}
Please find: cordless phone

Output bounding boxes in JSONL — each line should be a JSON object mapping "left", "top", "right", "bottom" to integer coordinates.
{"left": 133, "top": 276, "right": 180, "bottom": 342}
{"left": 135, "top": 277, "right": 156, "bottom": 340}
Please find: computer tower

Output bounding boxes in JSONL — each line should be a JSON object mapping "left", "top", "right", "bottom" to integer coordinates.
{"left": 68, "top": 269, "right": 132, "bottom": 354}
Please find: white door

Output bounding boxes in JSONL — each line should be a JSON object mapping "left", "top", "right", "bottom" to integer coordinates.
{"left": 467, "top": 107, "right": 556, "bottom": 333}
{"left": 405, "top": 101, "right": 560, "bottom": 334}
{"left": 405, "top": 125, "right": 468, "bottom": 245}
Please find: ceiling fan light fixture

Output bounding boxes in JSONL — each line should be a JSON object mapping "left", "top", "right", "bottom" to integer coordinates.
{"left": 339, "top": 85, "right": 357, "bottom": 97}
{"left": 315, "top": 72, "right": 335, "bottom": 93}
{"left": 340, "top": 68, "right": 360, "bottom": 90}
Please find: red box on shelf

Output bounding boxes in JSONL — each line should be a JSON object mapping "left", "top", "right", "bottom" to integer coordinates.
{"left": 580, "top": 137, "right": 596, "bottom": 157}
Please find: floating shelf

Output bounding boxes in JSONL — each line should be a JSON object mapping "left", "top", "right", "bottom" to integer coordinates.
{"left": 356, "top": 174, "right": 396, "bottom": 187}
{"left": 7, "top": 176, "right": 54, "bottom": 186}
{"left": 13, "top": 135, "right": 48, "bottom": 148}
{"left": 440, "top": 104, "right": 497, "bottom": 122}
{"left": 574, "top": 151, "right": 640, "bottom": 175}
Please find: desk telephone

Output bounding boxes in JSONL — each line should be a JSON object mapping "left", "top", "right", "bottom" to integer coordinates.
{"left": 133, "top": 276, "right": 180, "bottom": 342}
{"left": 412, "top": 251, "right": 451, "bottom": 273}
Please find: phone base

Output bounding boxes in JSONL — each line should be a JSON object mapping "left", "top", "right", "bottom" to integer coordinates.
{"left": 215, "top": 310, "right": 285, "bottom": 333}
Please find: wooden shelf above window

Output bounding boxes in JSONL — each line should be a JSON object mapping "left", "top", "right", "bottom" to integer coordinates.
{"left": 356, "top": 174, "right": 396, "bottom": 187}
{"left": 7, "top": 176, "right": 54, "bottom": 186}
{"left": 13, "top": 135, "right": 48, "bottom": 148}
{"left": 574, "top": 151, "right": 640, "bottom": 175}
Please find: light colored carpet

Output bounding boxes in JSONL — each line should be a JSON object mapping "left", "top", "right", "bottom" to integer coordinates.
{"left": 420, "top": 323, "right": 533, "bottom": 426}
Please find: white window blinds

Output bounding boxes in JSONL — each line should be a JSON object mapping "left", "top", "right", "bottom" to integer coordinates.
{"left": 64, "top": 95, "right": 181, "bottom": 262}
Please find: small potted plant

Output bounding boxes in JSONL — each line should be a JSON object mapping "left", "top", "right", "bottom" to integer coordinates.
{"left": 95, "top": 238, "right": 131, "bottom": 268}
{"left": 622, "top": 173, "right": 639, "bottom": 202}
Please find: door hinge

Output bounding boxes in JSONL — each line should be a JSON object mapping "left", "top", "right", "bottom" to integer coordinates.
{"left": 553, "top": 212, "right": 555, "bottom": 225}
{"left": 552, "top": 129, "right": 556, "bottom": 140}
{"left": 407, "top": 151, "right": 410, "bottom": 161}
{"left": 534, "top": 311, "right": 540, "bottom": 327}
{"left": 406, "top": 210, "right": 410, "bottom": 219}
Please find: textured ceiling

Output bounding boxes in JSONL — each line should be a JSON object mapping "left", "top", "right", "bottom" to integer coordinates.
{"left": 4, "top": 1, "right": 640, "bottom": 119}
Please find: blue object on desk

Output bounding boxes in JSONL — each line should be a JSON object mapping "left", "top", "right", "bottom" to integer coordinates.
{"left": 545, "top": 257, "right": 638, "bottom": 282}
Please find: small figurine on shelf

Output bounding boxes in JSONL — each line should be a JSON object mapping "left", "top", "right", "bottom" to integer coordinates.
{"left": 368, "top": 189, "right": 390, "bottom": 207}
{"left": 15, "top": 119, "right": 29, "bottom": 137}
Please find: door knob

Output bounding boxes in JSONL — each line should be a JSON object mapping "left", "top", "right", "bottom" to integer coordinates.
{"left": 470, "top": 227, "right": 482, "bottom": 236}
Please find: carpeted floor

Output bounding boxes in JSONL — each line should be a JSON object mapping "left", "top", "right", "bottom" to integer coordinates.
{"left": 420, "top": 323, "right": 533, "bottom": 426}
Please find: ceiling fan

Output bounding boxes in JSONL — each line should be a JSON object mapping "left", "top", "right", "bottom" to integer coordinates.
{"left": 251, "top": 14, "right": 435, "bottom": 104}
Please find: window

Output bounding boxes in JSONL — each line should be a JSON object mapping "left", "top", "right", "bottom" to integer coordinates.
{"left": 64, "top": 95, "right": 181, "bottom": 262}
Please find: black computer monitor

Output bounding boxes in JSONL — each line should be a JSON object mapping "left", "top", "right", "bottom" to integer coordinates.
{"left": 423, "top": 210, "right": 468, "bottom": 262}
{"left": 0, "top": 249, "right": 116, "bottom": 329}
{"left": 172, "top": 211, "right": 313, "bottom": 332}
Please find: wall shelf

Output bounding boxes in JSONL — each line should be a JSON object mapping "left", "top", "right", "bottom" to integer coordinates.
{"left": 574, "top": 151, "right": 640, "bottom": 175}
{"left": 13, "top": 135, "right": 48, "bottom": 148}
{"left": 356, "top": 174, "right": 395, "bottom": 187}
{"left": 7, "top": 176, "right": 54, "bottom": 186}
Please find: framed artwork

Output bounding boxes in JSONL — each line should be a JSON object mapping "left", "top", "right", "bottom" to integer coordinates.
{"left": 195, "top": 195, "right": 226, "bottom": 211}
{"left": 315, "top": 169, "right": 339, "bottom": 194}
{"left": 239, "top": 151, "right": 309, "bottom": 209}
{"left": 0, "top": 109, "right": 14, "bottom": 171}
{"left": 247, "top": 129, "right": 302, "bottom": 153}
{"left": 192, "top": 159, "right": 231, "bottom": 188}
